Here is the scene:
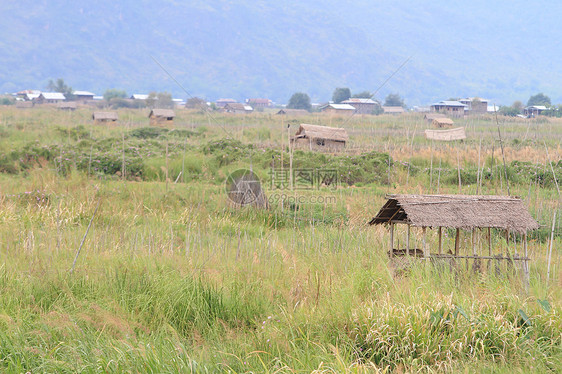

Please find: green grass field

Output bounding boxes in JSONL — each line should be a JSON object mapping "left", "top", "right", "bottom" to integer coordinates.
{"left": 0, "top": 106, "right": 560, "bottom": 373}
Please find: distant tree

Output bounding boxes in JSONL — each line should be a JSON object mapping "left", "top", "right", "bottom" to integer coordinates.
{"left": 103, "top": 89, "right": 127, "bottom": 101}
{"left": 332, "top": 87, "right": 351, "bottom": 103}
{"left": 527, "top": 93, "right": 551, "bottom": 106}
{"left": 498, "top": 105, "right": 520, "bottom": 117}
{"left": 47, "top": 78, "right": 73, "bottom": 98}
{"left": 146, "top": 91, "right": 174, "bottom": 109}
{"left": 0, "top": 96, "right": 14, "bottom": 105}
{"left": 287, "top": 92, "right": 311, "bottom": 111}
{"left": 156, "top": 92, "right": 173, "bottom": 108}
{"left": 185, "top": 97, "right": 207, "bottom": 109}
{"left": 352, "top": 91, "right": 372, "bottom": 98}
{"left": 512, "top": 100, "right": 523, "bottom": 111}
{"left": 384, "top": 93, "right": 405, "bottom": 107}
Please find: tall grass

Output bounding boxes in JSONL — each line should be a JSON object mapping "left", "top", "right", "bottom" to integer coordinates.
{"left": 0, "top": 107, "right": 560, "bottom": 372}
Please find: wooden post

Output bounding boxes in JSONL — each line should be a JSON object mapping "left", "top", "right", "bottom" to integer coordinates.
{"left": 454, "top": 228, "right": 460, "bottom": 256}
{"left": 488, "top": 227, "right": 492, "bottom": 271}
{"left": 547, "top": 211, "right": 556, "bottom": 288}
{"left": 523, "top": 231, "right": 530, "bottom": 292}
{"left": 389, "top": 223, "right": 394, "bottom": 258}
{"left": 438, "top": 227, "right": 443, "bottom": 255}
{"left": 406, "top": 224, "right": 410, "bottom": 256}
{"left": 422, "top": 227, "right": 428, "bottom": 267}
{"left": 472, "top": 228, "right": 477, "bottom": 255}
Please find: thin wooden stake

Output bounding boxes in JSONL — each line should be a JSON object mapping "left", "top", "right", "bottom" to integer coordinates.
{"left": 70, "top": 200, "right": 101, "bottom": 274}
{"left": 547, "top": 211, "right": 556, "bottom": 288}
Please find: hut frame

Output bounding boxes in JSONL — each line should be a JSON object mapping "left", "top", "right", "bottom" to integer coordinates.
{"left": 369, "top": 194, "right": 540, "bottom": 282}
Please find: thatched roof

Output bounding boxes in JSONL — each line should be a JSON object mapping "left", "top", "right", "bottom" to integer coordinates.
{"left": 382, "top": 106, "right": 405, "bottom": 114}
{"left": 277, "top": 109, "right": 309, "bottom": 115}
{"left": 432, "top": 118, "right": 454, "bottom": 127}
{"left": 92, "top": 111, "right": 118, "bottom": 121}
{"left": 369, "top": 194, "right": 539, "bottom": 233}
{"left": 57, "top": 102, "right": 77, "bottom": 110}
{"left": 149, "top": 109, "right": 175, "bottom": 118}
{"left": 424, "top": 113, "right": 447, "bottom": 121}
{"left": 294, "top": 124, "right": 349, "bottom": 142}
{"left": 425, "top": 127, "right": 466, "bottom": 141}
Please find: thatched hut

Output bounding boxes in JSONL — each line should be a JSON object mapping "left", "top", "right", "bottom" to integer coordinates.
{"left": 276, "top": 109, "right": 309, "bottom": 116}
{"left": 57, "top": 102, "right": 77, "bottom": 111}
{"left": 382, "top": 106, "right": 405, "bottom": 115}
{"left": 425, "top": 127, "right": 466, "bottom": 141}
{"left": 369, "top": 194, "right": 539, "bottom": 280}
{"left": 291, "top": 124, "right": 348, "bottom": 152}
{"left": 149, "top": 109, "right": 175, "bottom": 127}
{"left": 432, "top": 117, "right": 454, "bottom": 128}
{"left": 92, "top": 111, "right": 118, "bottom": 124}
{"left": 424, "top": 113, "right": 447, "bottom": 124}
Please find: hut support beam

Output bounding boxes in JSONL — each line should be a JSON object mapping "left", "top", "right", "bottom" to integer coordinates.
{"left": 438, "top": 227, "right": 442, "bottom": 255}
{"left": 389, "top": 223, "right": 394, "bottom": 257}
{"left": 406, "top": 225, "right": 410, "bottom": 256}
{"left": 422, "top": 227, "right": 428, "bottom": 260}
{"left": 523, "top": 232, "right": 530, "bottom": 292}
{"left": 454, "top": 228, "right": 460, "bottom": 256}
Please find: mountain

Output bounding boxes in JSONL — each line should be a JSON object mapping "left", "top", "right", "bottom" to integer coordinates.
{"left": 1, "top": 0, "right": 562, "bottom": 106}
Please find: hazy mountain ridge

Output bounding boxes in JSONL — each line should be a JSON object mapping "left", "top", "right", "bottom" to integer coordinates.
{"left": 1, "top": 0, "right": 562, "bottom": 105}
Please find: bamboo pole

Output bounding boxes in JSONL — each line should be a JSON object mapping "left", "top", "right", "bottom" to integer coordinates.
{"left": 454, "top": 228, "right": 460, "bottom": 256}
{"left": 389, "top": 223, "right": 394, "bottom": 257}
{"left": 547, "top": 211, "right": 556, "bottom": 288}
{"left": 523, "top": 232, "right": 530, "bottom": 292}
{"left": 406, "top": 224, "right": 410, "bottom": 256}
{"left": 422, "top": 227, "right": 428, "bottom": 260}
{"left": 438, "top": 227, "right": 442, "bottom": 255}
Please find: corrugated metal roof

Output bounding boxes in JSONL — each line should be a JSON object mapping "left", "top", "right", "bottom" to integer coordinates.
{"left": 131, "top": 94, "right": 149, "bottom": 100}
{"left": 40, "top": 92, "right": 66, "bottom": 100}
{"left": 323, "top": 103, "right": 356, "bottom": 110}
{"left": 431, "top": 100, "right": 467, "bottom": 107}
{"left": 342, "top": 98, "right": 376, "bottom": 104}
{"left": 73, "top": 91, "right": 95, "bottom": 96}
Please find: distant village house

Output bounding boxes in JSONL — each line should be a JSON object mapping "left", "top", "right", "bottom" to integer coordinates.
{"left": 430, "top": 100, "right": 467, "bottom": 118}
{"left": 149, "top": 109, "right": 175, "bottom": 127}
{"left": 320, "top": 103, "right": 355, "bottom": 115}
{"left": 223, "top": 102, "right": 253, "bottom": 114}
{"left": 92, "top": 111, "right": 118, "bottom": 124}
{"left": 35, "top": 92, "right": 66, "bottom": 104}
{"left": 216, "top": 98, "right": 237, "bottom": 108}
{"left": 291, "top": 124, "right": 348, "bottom": 152}
{"left": 73, "top": 91, "right": 95, "bottom": 102}
{"left": 341, "top": 98, "right": 378, "bottom": 114}
{"left": 459, "top": 97, "right": 488, "bottom": 114}
{"left": 245, "top": 98, "right": 272, "bottom": 110}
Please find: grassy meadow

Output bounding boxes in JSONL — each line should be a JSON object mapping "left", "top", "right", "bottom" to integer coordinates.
{"left": 0, "top": 106, "right": 560, "bottom": 373}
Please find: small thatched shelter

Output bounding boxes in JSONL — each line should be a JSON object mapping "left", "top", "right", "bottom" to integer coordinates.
{"left": 149, "top": 109, "right": 175, "bottom": 127}
{"left": 92, "top": 111, "right": 118, "bottom": 124}
{"left": 425, "top": 127, "right": 466, "bottom": 141}
{"left": 276, "top": 109, "right": 309, "bottom": 116}
{"left": 382, "top": 106, "right": 405, "bottom": 115}
{"left": 57, "top": 102, "right": 77, "bottom": 111}
{"left": 424, "top": 113, "right": 447, "bottom": 124}
{"left": 369, "top": 194, "right": 539, "bottom": 281}
{"left": 291, "top": 124, "right": 348, "bottom": 152}
{"left": 432, "top": 117, "right": 454, "bottom": 128}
